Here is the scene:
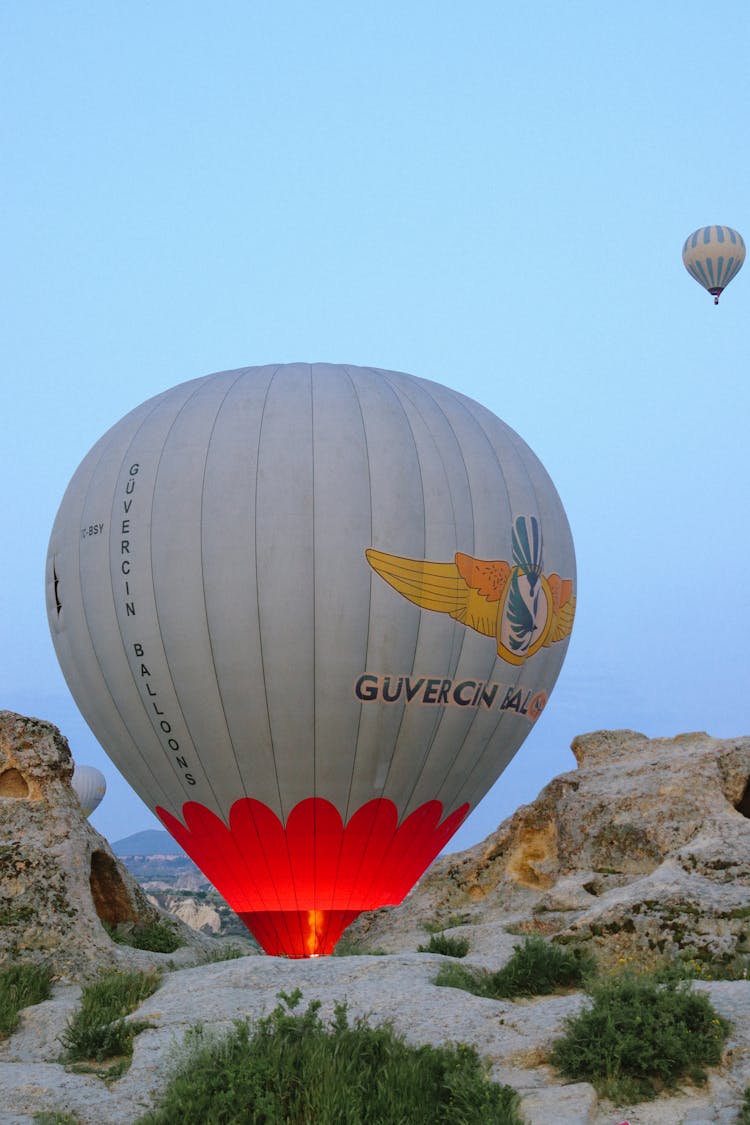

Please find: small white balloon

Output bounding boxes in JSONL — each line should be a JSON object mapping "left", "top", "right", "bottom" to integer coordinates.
{"left": 72, "top": 763, "right": 107, "bottom": 816}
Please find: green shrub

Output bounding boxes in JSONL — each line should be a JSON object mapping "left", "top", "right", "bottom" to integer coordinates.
{"left": 671, "top": 949, "right": 750, "bottom": 981}
{"left": 418, "top": 932, "right": 470, "bottom": 958}
{"left": 435, "top": 935, "right": 594, "bottom": 999}
{"left": 134, "top": 989, "right": 522, "bottom": 1124}
{"left": 0, "top": 962, "right": 53, "bottom": 1038}
{"left": 332, "top": 935, "right": 386, "bottom": 956}
{"left": 422, "top": 913, "right": 472, "bottom": 934}
{"left": 198, "top": 942, "right": 248, "bottom": 964}
{"left": 33, "top": 1114, "right": 82, "bottom": 1125}
{"left": 434, "top": 961, "right": 491, "bottom": 994}
{"left": 105, "top": 919, "right": 182, "bottom": 953}
{"left": 549, "top": 972, "right": 730, "bottom": 1102}
{"left": 61, "top": 969, "right": 160, "bottom": 1064}
{"left": 738, "top": 1088, "right": 750, "bottom": 1124}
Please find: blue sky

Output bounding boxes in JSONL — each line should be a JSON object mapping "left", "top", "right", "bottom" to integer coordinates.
{"left": 2, "top": 2, "right": 749, "bottom": 848}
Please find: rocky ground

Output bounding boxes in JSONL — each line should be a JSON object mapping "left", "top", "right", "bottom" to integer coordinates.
{"left": 1, "top": 713, "right": 750, "bottom": 1123}
{"left": 2, "top": 951, "right": 749, "bottom": 1125}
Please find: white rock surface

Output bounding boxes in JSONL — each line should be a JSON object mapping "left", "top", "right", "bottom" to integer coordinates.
{"left": 0, "top": 957, "right": 749, "bottom": 1124}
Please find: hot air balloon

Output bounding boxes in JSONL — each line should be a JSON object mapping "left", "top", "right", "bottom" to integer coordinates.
{"left": 682, "top": 225, "right": 745, "bottom": 304}
{"left": 46, "top": 363, "right": 575, "bottom": 957}
{"left": 72, "top": 763, "right": 107, "bottom": 816}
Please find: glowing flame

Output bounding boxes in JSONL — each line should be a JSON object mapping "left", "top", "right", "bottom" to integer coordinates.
{"left": 305, "top": 910, "right": 326, "bottom": 956}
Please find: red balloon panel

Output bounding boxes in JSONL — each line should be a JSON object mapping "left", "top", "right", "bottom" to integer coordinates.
{"left": 157, "top": 796, "right": 469, "bottom": 956}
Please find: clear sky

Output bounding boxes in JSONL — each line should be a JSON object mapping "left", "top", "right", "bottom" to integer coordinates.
{"left": 2, "top": 2, "right": 749, "bottom": 849}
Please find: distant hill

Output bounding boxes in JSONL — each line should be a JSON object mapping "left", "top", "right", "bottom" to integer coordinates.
{"left": 112, "top": 829, "right": 186, "bottom": 856}
{"left": 111, "top": 828, "right": 246, "bottom": 933}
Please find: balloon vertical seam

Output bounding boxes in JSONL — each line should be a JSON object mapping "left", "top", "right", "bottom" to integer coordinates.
{"left": 379, "top": 372, "right": 478, "bottom": 823}
{"left": 253, "top": 366, "right": 306, "bottom": 936}
{"left": 360, "top": 367, "right": 427, "bottom": 813}
{"left": 338, "top": 365, "right": 374, "bottom": 827}
{"left": 308, "top": 362, "right": 319, "bottom": 916}
{"left": 426, "top": 390, "right": 526, "bottom": 814}
{"left": 197, "top": 366, "right": 269, "bottom": 867}
{"left": 333, "top": 366, "right": 412, "bottom": 923}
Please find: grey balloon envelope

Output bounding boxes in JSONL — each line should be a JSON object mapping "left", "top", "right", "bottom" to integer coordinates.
{"left": 47, "top": 362, "right": 575, "bottom": 956}
{"left": 71, "top": 763, "right": 106, "bottom": 816}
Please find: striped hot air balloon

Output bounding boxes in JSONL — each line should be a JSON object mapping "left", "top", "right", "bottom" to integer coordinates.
{"left": 46, "top": 363, "right": 576, "bottom": 958}
{"left": 682, "top": 225, "right": 745, "bottom": 304}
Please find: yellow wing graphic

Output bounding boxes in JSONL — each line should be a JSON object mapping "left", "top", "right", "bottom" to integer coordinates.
{"left": 365, "top": 548, "right": 575, "bottom": 655}
{"left": 546, "top": 574, "right": 576, "bottom": 644}
{"left": 365, "top": 549, "right": 510, "bottom": 639}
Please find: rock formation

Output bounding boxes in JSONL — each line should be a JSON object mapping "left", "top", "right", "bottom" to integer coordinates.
{"left": 2, "top": 719, "right": 750, "bottom": 1123}
{"left": 348, "top": 729, "right": 750, "bottom": 973}
{"left": 148, "top": 892, "right": 223, "bottom": 934}
{"left": 0, "top": 711, "right": 220, "bottom": 977}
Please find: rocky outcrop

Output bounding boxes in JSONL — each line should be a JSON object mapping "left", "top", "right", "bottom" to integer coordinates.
{"left": 147, "top": 893, "right": 223, "bottom": 934}
{"left": 0, "top": 711, "right": 225, "bottom": 977}
{"left": 348, "top": 730, "right": 750, "bottom": 972}
{"left": 2, "top": 721, "right": 750, "bottom": 1123}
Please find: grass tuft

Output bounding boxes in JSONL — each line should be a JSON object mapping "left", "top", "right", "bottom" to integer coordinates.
{"left": 33, "top": 1114, "right": 82, "bottom": 1125}
{"left": 0, "top": 962, "right": 53, "bottom": 1039}
{"left": 61, "top": 968, "right": 160, "bottom": 1067}
{"left": 198, "top": 942, "right": 249, "bottom": 964}
{"left": 134, "top": 988, "right": 522, "bottom": 1124}
{"left": 670, "top": 949, "right": 750, "bottom": 982}
{"left": 418, "top": 932, "right": 470, "bottom": 958}
{"left": 422, "top": 913, "right": 472, "bottom": 934}
{"left": 738, "top": 1088, "right": 750, "bottom": 1124}
{"left": 332, "top": 936, "right": 386, "bottom": 956}
{"left": 104, "top": 919, "right": 182, "bottom": 953}
{"left": 549, "top": 971, "right": 730, "bottom": 1102}
{"left": 435, "top": 935, "right": 594, "bottom": 999}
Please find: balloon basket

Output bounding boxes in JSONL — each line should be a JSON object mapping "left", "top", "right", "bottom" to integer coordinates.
{"left": 240, "top": 908, "right": 361, "bottom": 958}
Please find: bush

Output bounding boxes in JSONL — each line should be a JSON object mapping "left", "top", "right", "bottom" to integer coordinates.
{"left": 134, "top": 989, "right": 522, "bottom": 1124}
{"left": 105, "top": 919, "right": 182, "bottom": 953}
{"left": 422, "top": 913, "right": 472, "bottom": 934}
{"left": 331, "top": 935, "right": 386, "bottom": 956}
{"left": 418, "top": 932, "right": 470, "bottom": 957}
{"left": 549, "top": 972, "right": 730, "bottom": 1103}
{"left": 672, "top": 949, "right": 750, "bottom": 982}
{"left": 33, "top": 1114, "right": 82, "bottom": 1125}
{"left": 61, "top": 969, "right": 160, "bottom": 1064}
{"left": 198, "top": 943, "right": 248, "bottom": 964}
{"left": 738, "top": 1088, "right": 750, "bottom": 1124}
{"left": 0, "top": 962, "right": 53, "bottom": 1038}
{"left": 435, "top": 935, "right": 594, "bottom": 999}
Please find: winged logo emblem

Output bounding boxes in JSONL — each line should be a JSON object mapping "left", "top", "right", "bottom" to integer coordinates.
{"left": 366, "top": 516, "right": 575, "bottom": 666}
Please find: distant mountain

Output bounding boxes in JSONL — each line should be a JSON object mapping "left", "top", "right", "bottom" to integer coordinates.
{"left": 112, "top": 829, "right": 186, "bottom": 856}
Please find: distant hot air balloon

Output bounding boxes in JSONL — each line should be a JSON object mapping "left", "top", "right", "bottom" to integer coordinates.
{"left": 72, "top": 763, "right": 107, "bottom": 817}
{"left": 46, "top": 363, "right": 576, "bottom": 957}
{"left": 682, "top": 225, "right": 745, "bottom": 304}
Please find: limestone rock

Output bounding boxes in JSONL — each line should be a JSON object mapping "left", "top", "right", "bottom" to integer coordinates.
{"left": 151, "top": 894, "right": 222, "bottom": 934}
{"left": 348, "top": 730, "right": 750, "bottom": 970}
{"left": 3, "top": 720, "right": 750, "bottom": 1124}
{"left": 0, "top": 711, "right": 221, "bottom": 978}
